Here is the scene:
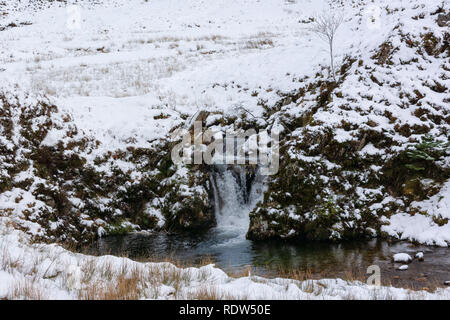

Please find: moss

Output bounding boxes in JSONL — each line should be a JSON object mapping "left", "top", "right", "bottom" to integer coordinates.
{"left": 162, "top": 165, "right": 213, "bottom": 231}
{"left": 402, "top": 178, "right": 422, "bottom": 200}
{"left": 0, "top": 92, "right": 217, "bottom": 244}
{"left": 372, "top": 42, "right": 394, "bottom": 65}
{"left": 106, "top": 221, "right": 136, "bottom": 236}
{"left": 153, "top": 113, "right": 170, "bottom": 120}
{"left": 422, "top": 32, "right": 440, "bottom": 56}
{"left": 247, "top": 114, "right": 448, "bottom": 241}
{"left": 303, "top": 199, "right": 341, "bottom": 240}
{"left": 139, "top": 215, "right": 158, "bottom": 230}
{"left": 432, "top": 216, "right": 449, "bottom": 227}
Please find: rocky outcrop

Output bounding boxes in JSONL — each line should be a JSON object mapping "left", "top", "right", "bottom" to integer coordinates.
{"left": 0, "top": 92, "right": 214, "bottom": 245}
{"left": 436, "top": 13, "right": 450, "bottom": 27}
{"left": 246, "top": 12, "right": 450, "bottom": 242}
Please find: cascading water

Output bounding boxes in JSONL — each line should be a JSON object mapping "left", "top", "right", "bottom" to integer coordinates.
{"left": 210, "top": 165, "right": 266, "bottom": 245}
{"left": 94, "top": 165, "right": 450, "bottom": 284}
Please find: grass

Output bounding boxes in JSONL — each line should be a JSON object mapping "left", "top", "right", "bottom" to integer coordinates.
{"left": 187, "top": 285, "right": 244, "bottom": 300}
{"left": 1, "top": 216, "right": 449, "bottom": 300}
{"left": 8, "top": 279, "right": 47, "bottom": 300}
{"left": 2, "top": 242, "right": 449, "bottom": 300}
{"left": 243, "top": 39, "right": 274, "bottom": 49}
{"left": 1, "top": 213, "right": 449, "bottom": 300}
{"left": 241, "top": 263, "right": 449, "bottom": 294}
{"left": 79, "top": 269, "right": 142, "bottom": 300}
{"left": 63, "top": 247, "right": 218, "bottom": 299}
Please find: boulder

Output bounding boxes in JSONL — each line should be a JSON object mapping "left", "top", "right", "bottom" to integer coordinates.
{"left": 437, "top": 13, "right": 450, "bottom": 27}
{"left": 393, "top": 253, "right": 413, "bottom": 263}
{"left": 415, "top": 252, "right": 424, "bottom": 261}
{"left": 397, "top": 265, "right": 409, "bottom": 271}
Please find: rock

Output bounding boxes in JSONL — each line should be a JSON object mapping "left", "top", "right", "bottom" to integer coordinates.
{"left": 393, "top": 253, "right": 413, "bottom": 263}
{"left": 437, "top": 13, "right": 450, "bottom": 27}
{"left": 445, "top": 281, "right": 450, "bottom": 286}
{"left": 415, "top": 252, "right": 424, "bottom": 261}
{"left": 397, "top": 265, "right": 409, "bottom": 271}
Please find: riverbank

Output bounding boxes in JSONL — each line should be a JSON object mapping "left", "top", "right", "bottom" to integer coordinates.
{"left": 1, "top": 217, "right": 449, "bottom": 300}
{"left": 89, "top": 232, "right": 450, "bottom": 292}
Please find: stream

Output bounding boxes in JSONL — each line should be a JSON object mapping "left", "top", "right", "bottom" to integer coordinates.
{"left": 90, "top": 166, "right": 450, "bottom": 290}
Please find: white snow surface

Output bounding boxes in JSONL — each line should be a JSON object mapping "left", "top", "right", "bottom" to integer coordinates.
{"left": 5, "top": 0, "right": 446, "bottom": 244}
{"left": 393, "top": 253, "right": 413, "bottom": 263}
{"left": 0, "top": 0, "right": 450, "bottom": 299}
{"left": 1, "top": 0, "right": 331, "bottom": 151}
{"left": 382, "top": 181, "right": 450, "bottom": 247}
{"left": 0, "top": 216, "right": 449, "bottom": 300}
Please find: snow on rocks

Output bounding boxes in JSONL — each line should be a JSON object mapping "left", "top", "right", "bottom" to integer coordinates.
{"left": 0, "top": 0, "right": 448, "bottom": 301}
{"left": 393, "top": 253, "right": 413, "bottom": 264}
{"left": 0, "top": 0, "right": 448, "bottom": 246}
{"left": 397, "top": 265, "right": 409, "bottom": 271}
{"left": 0, "top": 216, "right": 449, "bottom": 300}
{"left": 415, "top": 252, "right": 424, "bottom": 261}
{"left": 244, "top": 0, "right": 450, "bottom": 243}
{"left": 0, "top": 0, "right": 448, "bottom": 270}
{"left": 385, "top": 181, "right": 450, "bottom": 247}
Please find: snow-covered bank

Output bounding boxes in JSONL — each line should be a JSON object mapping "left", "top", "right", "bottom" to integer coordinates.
{"left": 1, "top": 216, "right": 449, "bottom": 300}
{"left": 383, "top": 180, "right": 450, "bottom": 247}
{"left": 0, "top": 0, "right": 449, "bottom": 296}
{"left": 246, "top": 0, "right": 450, "bottom": 244}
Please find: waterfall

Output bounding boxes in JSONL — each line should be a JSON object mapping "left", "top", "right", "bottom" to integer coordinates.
{"left": 211, "top": 165, "right": 266, "bottom": 241}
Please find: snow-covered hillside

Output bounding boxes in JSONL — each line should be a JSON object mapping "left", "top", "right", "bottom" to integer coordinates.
{"left": 247, "top": 0, "right": 450, "bottom": 245}
{"left": 0, "top": 0, "right": 449, "bottom": 300}
{"left": 0, "top": 0, "right": 335, "bottom": 241}
{"left": 2, "top": 0, "right": 330, "bottom": 133}
{"left": 1, "top": 0, "right": 448, "bottom": 244}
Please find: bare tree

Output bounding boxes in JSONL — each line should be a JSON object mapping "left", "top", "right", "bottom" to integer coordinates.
{"left": 309, "top": 12, "right": 344, "bottom": 81}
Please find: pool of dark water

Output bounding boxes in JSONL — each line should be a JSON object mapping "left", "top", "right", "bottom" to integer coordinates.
{"left": 89, "top": 227, "right": 450, "bottom": 290}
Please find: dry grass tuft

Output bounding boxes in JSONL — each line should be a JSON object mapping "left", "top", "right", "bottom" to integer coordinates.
{"left": 188, "top": 285, "right": 241, "bottom": 300}
{"left": 8, "top": 279, "right": 47, "bottom": 300}
{"left": 79, "top": 274, "right": 141, "bottom": 300}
